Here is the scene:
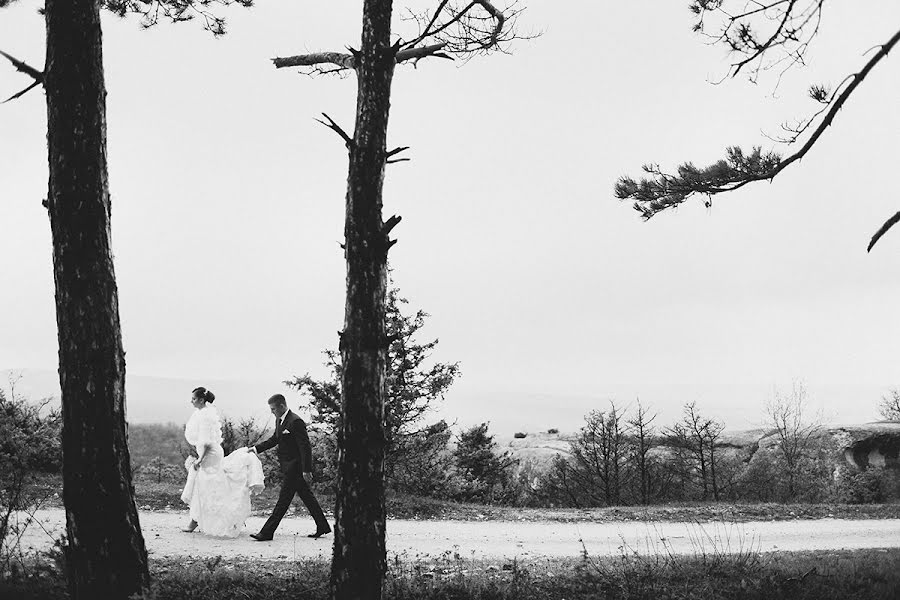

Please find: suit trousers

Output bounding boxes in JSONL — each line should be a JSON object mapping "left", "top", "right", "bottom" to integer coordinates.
{"left": 259, "top": 467, "right": 329, "bottom": 536}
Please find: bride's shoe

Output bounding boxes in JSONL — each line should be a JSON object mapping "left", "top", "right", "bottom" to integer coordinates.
{"left": 182, "top": 520, "right": 198, "bottom": 533}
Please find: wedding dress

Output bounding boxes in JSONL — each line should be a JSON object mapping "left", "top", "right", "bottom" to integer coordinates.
{"left": 180, "top": 404, "right": 265, "bottom": 537}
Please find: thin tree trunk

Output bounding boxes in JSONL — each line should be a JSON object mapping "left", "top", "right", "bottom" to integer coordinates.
{"left": 44, "top": 0, "right": 150, "bottom": 597}
{"left": 331, "top": 0, "right": 395, "bottom": 597}
{"left": 709, "top": 444, "right": 719, "bottom": 501}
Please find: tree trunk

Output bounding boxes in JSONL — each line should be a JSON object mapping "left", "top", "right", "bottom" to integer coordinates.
{"left": 331, "top": 0, "right": 395, "bottom": 598}
{"left": 709, "top": 444, "right": 719, "bottom": 501}
{"left": 44, "top": 0, "right": 150, "bottom": 597}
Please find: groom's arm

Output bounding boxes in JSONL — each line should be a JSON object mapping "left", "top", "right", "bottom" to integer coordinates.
{"left": 254, "top": 430, "right": 278, "bottom": 454}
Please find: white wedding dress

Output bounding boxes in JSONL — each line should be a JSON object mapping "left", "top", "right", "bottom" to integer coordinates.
{"left": 180, "top": 405, "right": 265, "bottom": 537}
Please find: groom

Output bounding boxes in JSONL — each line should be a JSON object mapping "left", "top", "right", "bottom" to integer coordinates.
{"left": 249, "top": 394, "right": 331, "bottom": 540}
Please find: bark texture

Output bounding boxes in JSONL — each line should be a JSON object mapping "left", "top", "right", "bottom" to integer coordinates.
{"left": 44, "top": 0, "right": 150, "bottom": 597}
{"left": 330, "top": 1, "right": 396, "bottom": 598}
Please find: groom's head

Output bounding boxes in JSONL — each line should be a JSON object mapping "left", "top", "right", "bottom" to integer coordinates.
{"left": 267, "top": 394, "right": 288, "bottom": 417}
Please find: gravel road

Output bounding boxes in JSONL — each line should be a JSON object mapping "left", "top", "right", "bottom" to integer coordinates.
{"left": 15, "top": 510, "right": 900, "bottom": 562}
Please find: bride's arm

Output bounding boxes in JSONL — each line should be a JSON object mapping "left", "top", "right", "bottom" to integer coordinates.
{"left": 194, "top": 443, "right": 211, "bottom": 470}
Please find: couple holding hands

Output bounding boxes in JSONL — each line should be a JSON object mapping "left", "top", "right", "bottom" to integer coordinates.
{"left": 180, "top": 388, "right": 331, "bottom": 540}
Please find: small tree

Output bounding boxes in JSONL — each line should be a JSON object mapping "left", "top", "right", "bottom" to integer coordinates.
{"left": 667, "top": 402, "right": 724, "bottom": 501}
{"left": 571, "top": 404, "right": 630, "bottom": 505}
{"left": 389, "top": 420, "right": 454, "bottom": 497}
{"left": 0, "top": 382, "right": 62, "bottom": 579}
{"left": 288, "top": 282, "right": 460, "bottom": 488}
{"left": 135, "top": 457, "right": 182, "bottom": 484}
{"left": 627, "top": 400, "right": 657, "bottom": 505}
{"left": 531, "top": 402, "right": 634, "bottom": 507}
{"left": 766, "top": 381, "right": 823, "bottom": 501}
{"left": 539, "top": 454, "right": 585, "bottom": 508}
{"left": 452, "top": 423, "right": 517, "bottom": 504}
{"left": 220, "top": 415, "right": 266, "bottom": 456}
{"left": 879, "top": 389, "right": 900, "bottom": 421}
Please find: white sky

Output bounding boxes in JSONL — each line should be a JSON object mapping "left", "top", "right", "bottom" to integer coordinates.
{"left": 2, "top": 1, "right": 900, "bottom": 432}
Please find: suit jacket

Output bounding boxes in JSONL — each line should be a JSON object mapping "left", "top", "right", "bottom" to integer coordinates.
{"left": 255, "top": 410, "right": 313, "bottom": 473}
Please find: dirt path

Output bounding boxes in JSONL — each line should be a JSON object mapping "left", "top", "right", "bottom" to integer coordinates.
{"left": 15, "top": 510, "right": 900, "bottom": 562}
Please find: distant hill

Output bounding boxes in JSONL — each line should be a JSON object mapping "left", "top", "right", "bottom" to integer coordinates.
{"left": 1, "top": 368, "right": 296, "bottom": 425}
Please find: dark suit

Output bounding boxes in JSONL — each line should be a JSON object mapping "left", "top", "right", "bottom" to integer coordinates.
{"left": 254, "top": 410, "right": 329, "bottom": 537}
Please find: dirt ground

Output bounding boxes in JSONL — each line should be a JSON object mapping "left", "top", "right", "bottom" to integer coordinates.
{"left": 14, "top": 509, "right": 900, "bottom": 562}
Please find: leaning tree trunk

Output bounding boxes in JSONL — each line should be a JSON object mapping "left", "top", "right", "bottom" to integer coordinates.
{"left": 331, "top": 0, "right": 396, "bottom": 598}
{"left": 44, "top": 0, "right": 150, "bottom": 597}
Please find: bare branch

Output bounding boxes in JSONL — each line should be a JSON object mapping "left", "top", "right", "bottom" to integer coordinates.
{"left": 691, "top": 0, "right": 824, "bottom": 83}
{"left": 382, "top": 215, "right": 402, "bottom": 235}
{"left": 385, "top": 145, "right": 412, "bottom": 164}
{"left": 401, "top": 0, "right": 531, "bottom": 60}
{"left": 396, "top": 43, "right": 452, "bottom": 64}
{"left": 273, "top": 52, "right": 356, "bottom": 71}
{"left": 314, "top": 112, "right": 353, "bottom": 148}
{"left": 2, "top": 79, "right": 41, "bottom": 104}
{"left": 0, "top": 50, "right": 43, "bottom": 82}
{"left": 273, "top": 43, "right": 451, "bottom": 73}
{"left": 868, "top": 210, "right": 900, "bottom": 253}
{"left": 386, "top": 146, "right": 410, "bottom": 158}
{"left": 0, "top": 49, "right": 44, "bottom": 103}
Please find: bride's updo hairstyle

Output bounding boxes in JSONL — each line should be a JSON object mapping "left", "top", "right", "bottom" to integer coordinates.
{"left": 192, "top": 386, "right": 216, "bottom": 404}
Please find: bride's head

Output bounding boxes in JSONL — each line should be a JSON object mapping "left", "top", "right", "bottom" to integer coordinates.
{"left": 191, "top": 387, "right": 215, "bottom": 409}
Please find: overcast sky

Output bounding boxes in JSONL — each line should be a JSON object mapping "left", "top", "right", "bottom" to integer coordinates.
{"left": 2, "top": 1, "right": 899, "bottom": 432}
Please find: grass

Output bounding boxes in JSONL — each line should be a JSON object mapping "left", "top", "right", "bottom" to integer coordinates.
{"left": 2, "top": 547, "right": 900, "bottom": 599}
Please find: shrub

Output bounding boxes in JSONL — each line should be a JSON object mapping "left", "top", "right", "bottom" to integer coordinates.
{"left": 133, "top": 456, "right": 184, "bottom": 484}
{"left": 513, "top": 432, "right": 527, "bottom": 439}
{"left": 547, "top": 428, "right": 559, "bottom": 434}
{"left": 834, "top": 468, "right": 898, "bottom": 504}
{"left": 452, "top": 423, "right": 518, "bottom": 504}
{"left": 0, "top": 389, "right": 62, "bottom": 580}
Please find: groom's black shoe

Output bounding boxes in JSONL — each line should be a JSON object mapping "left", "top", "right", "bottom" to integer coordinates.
{"left": 307, "top": 526, "right": 331, "bottom": 539}
{"left": 250, "top": 533, "right": 273, "bottom": 542}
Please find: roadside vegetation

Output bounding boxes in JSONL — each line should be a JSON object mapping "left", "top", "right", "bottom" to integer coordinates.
{"left": 3, "top": 547, "right": 900, "bottom": 600}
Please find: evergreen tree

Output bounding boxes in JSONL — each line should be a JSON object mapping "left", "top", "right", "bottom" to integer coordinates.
{"left": 453, "top": 422, "right": 517, "bottom": 504}
{"left": 288, "top": 282, "right": 460, "bottom": 490}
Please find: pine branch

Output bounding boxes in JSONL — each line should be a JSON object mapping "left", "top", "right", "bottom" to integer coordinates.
{"left": 616, "top": 26, "right": 900, "bottom": 221}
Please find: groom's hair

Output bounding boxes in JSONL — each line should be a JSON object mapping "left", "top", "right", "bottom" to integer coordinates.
{"left": 267, "top": 394, "right": 287, "bottom": 407}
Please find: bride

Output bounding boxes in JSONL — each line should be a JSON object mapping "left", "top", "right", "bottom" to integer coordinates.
{"left": 180, "top": 386, "right": 265, "bottom": 537}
